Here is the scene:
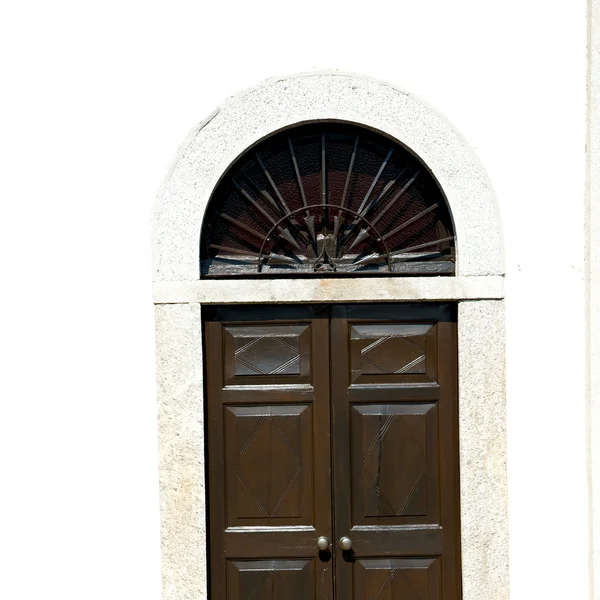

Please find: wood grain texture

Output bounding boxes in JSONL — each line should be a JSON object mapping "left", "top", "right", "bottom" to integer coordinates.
{"left": 354, "top": 558, "right": 441, "bottom": 600}
{"left": 204, "top": 304, "right": 460, "bottom": 600}
{"left": 331, "top": 304, "right": 460, "bottom": 600}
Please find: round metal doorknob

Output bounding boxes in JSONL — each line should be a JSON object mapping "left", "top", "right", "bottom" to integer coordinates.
{"left": 339, "top": 536, "right": 353, "bottom": 551}
{"left": 316, "top": 536, "right": 330, "bottom": 551}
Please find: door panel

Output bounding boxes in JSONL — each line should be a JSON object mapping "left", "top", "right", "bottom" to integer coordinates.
{"left": 331, "top": 304, "right": 460, "bottom": 600}
{"left": 354, "top": 558, "right": 441, "bottom": 600}
{"left": 227, "top": 559, "right": 315, "bottom": 600}
{"left": 205, "top": 305, "right": 333, "bottom": 600}
{"left": 205, "top": 303, "right": 460, "bottom": 600}
{"left": 349, "top": 322, "right": 437, "bottom": 384}
{"left": 223, "top": 323, "right": 312, "bottom": 385}
{"left": 351, "top": 402, "right": 439, "bottom": 526}
{"left": 224, "top": 404, "right": 313, "bottom": 526}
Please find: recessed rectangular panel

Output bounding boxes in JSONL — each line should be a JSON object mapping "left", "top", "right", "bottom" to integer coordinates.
{"left": 225, "top": 405, "right": 313, "bottom": 527}
{"left": 354, "top": 558, "right": 441, "bottom": 600}
{"left": 224, "top": 324, "right": 311, "bottom": 385}
{"left": 350, "top": 323, "right": 437, "bottom": 384}
{"left": 351, "top": 403, "right": 439, "bottom": 526}
{"left": 227, "top": 559, "right": 314, "bottom": 600}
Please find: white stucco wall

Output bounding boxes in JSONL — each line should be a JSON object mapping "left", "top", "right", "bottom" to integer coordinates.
{"left": 0, "top": 2, "right": 589, "bottom": 600}
{"left": 588, "top": 0, "right": 600, "bottom": 597}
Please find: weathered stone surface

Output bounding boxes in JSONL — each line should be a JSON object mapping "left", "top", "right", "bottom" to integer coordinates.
{"left": 155, "top": 304, "right": 207, "bottom": 600}
{"left": 153, "top": 275, "right": 504, "bottom": 304}
{"left": 458, "top": 300, "right": 509, "bottom": 600}
{"left": 152, "top": 72, "right": 504, "bottom": 282}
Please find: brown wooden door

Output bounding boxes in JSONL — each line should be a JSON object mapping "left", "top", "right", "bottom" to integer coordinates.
{"left": 204, "top": 303, "right": 460, "bottom": 600}
{"left": 204, "top": 305, "right": 333, "bottom": 600}
{"left": 331, "top": 304, "right": 460, "bottom": 600}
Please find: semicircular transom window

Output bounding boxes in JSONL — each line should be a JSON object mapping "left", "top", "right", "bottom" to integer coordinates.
{"left": 201, "top": 122, "right": 455, "bottom": 277}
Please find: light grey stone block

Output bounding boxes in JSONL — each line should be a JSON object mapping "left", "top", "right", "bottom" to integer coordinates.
{"left": 152, "top": 276, "right": 504, "bottom": 304}
{"left": 458, "top": 300, "right": 509, "bottom": 600}
{"left": 155, "top": 303, "right": 207, "bottom": 600}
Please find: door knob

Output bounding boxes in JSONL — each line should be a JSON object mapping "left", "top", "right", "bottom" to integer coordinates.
{"left": 339, "top": 536, "right": 353, "bottom": 550}
{"left": 316, "top": 536, "right": 330, "bottom": 551}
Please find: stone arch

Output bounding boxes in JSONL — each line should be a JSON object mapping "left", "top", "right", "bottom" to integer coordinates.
{"left": 153, "top": 72, "right": 508, "bottom": 600}
{"left": 152, "top": 72, "right": 504, "bottom": 282}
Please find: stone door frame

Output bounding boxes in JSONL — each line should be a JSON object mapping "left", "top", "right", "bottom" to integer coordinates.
{"left": 153, "top": 72, "right": 508, "bottom": 600}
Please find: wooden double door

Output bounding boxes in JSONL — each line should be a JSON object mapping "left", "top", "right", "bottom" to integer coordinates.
{"left": 204, "top": 303, "right": 460, "bottom": 600}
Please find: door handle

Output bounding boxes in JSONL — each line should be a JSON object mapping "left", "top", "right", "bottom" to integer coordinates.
{"left": 317, "top": 536, "right": 330, "bottom": 551}
{"left": 339, "top": 536, "right": 352, "bottom": 550}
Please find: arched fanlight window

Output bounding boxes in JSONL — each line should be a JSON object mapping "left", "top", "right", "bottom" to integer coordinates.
{"left": 201, "top": 122, "right": 455, "bottom": 277}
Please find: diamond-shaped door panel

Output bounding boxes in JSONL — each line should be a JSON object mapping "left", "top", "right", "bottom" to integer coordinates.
{"left": 227, "top": 559, "right": 314, "bottom": 600}
{"left": 224, "top": 324, "right": 311, "bottom": 385}
{"left": 350, "top": 323, "right": 437, "bottom": 384}
{"left": 354, "top": 558, "right": 441, "bottom": 600}
{"left": 351, "top": 403, "right": 439, "bottom": 526}
{"left": 225, "top": 405, "right": 314, "bottom": 527}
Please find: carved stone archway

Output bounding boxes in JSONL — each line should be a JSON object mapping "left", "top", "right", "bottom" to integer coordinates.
{"left": 153, "top": 72, "right": 508, "bottom": 600}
